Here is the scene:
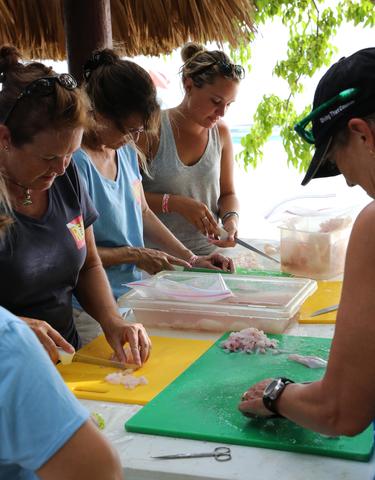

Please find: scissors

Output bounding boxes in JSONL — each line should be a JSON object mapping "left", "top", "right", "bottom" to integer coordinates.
{"left": 152, "top": 446, "right": 232, "bottom": 462}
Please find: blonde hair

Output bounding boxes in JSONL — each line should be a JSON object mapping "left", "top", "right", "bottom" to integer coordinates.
{"left": 180, "top": 42, "right": 244, "bottom": 88}
{"left": 0, "top": 173, "right": 13, "bottom": 235}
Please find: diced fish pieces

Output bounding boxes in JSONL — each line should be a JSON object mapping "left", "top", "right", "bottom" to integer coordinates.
{"left": 221, "top": 327, "right": 278, "bottom": 354}
{"left": 105, "top": 372, "right": 148, "bottom": 389}
{"left": 288, "top": 353, "right": 327, "bottom": 369}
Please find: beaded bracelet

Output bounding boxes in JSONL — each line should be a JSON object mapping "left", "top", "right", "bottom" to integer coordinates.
{"left": 162, "top": 193, "right": 170, "bottom": 213}
{"left": 222, "top": 211, "right": 239, "bottom": 224}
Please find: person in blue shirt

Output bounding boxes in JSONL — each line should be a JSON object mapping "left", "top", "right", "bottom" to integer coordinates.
{"left": 73, "top": 49, "right": 234, "bottom": 343}
{"left": 0, "top": 178, "right": 122, "bottom": 479}
{"left": 0, "top": 307, "right": 123, "bottom": 480}
{"left": 239, "top": 48, "right": 375, "bottom": 437}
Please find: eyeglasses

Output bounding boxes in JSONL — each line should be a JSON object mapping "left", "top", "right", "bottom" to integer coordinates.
{"left": 116, "top": 123, "right": 144, "bottom": 142}
{"left": 1, "top": 73, "right": 78, "bottom": 125}
{"left": 294, "top": 87, "right": 359, "bottom": 144}
{"left": 125, "top": 126, "right": 144, "bottom": 141}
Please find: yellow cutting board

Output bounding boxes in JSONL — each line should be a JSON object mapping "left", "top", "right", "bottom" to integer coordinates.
{"left": 299, "top": 281, "right": 342, "bottom": 323}
{"left": 57, "top": 335, "right": 213, "bottom": 405}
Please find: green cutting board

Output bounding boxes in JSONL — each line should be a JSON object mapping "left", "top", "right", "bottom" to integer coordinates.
{"left": 125, "top": 334, "right": 374, "bottom": 461}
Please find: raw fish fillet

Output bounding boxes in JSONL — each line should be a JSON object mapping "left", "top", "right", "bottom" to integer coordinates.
{"left": 288, "top": 353, "right": 327, "bottom": 369}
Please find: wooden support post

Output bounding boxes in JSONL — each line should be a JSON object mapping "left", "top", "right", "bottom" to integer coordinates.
{"left": 63, "top": 0, "right": 112, "bottom": 83}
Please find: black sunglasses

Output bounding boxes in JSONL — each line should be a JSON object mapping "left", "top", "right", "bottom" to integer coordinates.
{"left": 189, "top": 60, "right": 245, "bottom": 80}
{"left": 216, "top": 61, "right": 245, "bottom": 80}
{"left": 1, "top": 73, "right": 78, "bottom": 125}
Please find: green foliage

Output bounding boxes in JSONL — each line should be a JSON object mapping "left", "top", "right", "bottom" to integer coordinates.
{"left": 236, "top": 0, "right": 375, "bottom": 171}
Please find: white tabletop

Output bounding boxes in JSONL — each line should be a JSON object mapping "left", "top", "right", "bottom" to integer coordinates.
{"left": 80, "top": 323, "right": 374, "bottom": 480}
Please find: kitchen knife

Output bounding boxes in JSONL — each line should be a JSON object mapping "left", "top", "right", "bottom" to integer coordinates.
{"left": 218, "top": 228, "right": 280, "bottom": 264}
{"left": 310, "top": 304, "right": 339, "bottom": 317}
{"left": 57, "top": 347, "right": 139, "bottom": 370}
{"left": 235, "top": 238, "right": 280, "bottom": 264}
{"left": 73, "top": 353, "right": 139, "bottom": 370}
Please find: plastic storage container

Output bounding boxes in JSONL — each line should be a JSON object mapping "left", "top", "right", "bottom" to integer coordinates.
{"left": 279, "top": 206, "right": 355, "bottom": 280}
{"left": 118, "top": 271, "right": 317, "bottom": 334}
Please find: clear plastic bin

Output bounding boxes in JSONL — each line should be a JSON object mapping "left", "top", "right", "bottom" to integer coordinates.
{"left": 118, "top": 271, "right": 317, "bottom": 334}
{"left": 279, "top": 207, "right": 355, "bottom": 280}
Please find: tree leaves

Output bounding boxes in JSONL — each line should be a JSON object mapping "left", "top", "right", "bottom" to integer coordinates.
{"left": 235, "top": 0, "right": 374, "bottom": 171}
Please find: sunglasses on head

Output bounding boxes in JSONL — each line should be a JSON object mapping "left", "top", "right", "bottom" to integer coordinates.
{"left": 1, "top": 73, "right": 78, "bottom": 125}
{"left": 294, "top": 87, "right": 359, "bottom": 144}
{"left": 193, "top": 60, "right": 245, "bottom": 80}
{"left": 216, "top": 61, "right": 245, "bottom": 80}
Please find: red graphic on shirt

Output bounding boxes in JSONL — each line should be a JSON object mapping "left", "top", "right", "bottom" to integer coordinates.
{"left": 66, "top": 215, "right": 85, "bottom": 249}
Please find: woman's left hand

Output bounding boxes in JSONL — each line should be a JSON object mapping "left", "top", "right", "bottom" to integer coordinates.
{"left": 238, "top": 379, "right": 275, "bottom": 418}
{"left": 194, "top": 252, "right": 234, "bottom": 272}
{"left": 103, "top": 317, "right": 152, "bottom": 366}
{"left": 209, "top": 217, "right": 238, "bottom": 248}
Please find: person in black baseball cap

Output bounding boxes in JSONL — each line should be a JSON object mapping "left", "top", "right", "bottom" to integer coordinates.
{"left": 294, "top": 47, "right": 375, "bottom": 186}
{"left": 238, "top": 48, "right": 375, "bottom": 437}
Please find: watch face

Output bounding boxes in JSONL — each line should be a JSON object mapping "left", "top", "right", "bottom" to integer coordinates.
{"left": 264, "top": 379, "right": 279, "bottom": 398}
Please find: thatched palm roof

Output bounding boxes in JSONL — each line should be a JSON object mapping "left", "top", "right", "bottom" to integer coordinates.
{"left": 0, "top": 0, "right": 256, "bottom": 60}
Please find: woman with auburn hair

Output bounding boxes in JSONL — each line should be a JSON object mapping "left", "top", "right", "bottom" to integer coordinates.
{"left": 142, "top": 42, "right": 243, "bottom": 255}
{"left": 0, "top": 45, "right": 150, "bottom": 366}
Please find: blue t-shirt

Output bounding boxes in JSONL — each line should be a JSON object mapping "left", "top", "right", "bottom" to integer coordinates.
{"left": 74, "top": 145, "right": 144, "bottom": 299}
{"left": 0, "top": 307, "right": 89, "bottom": 480}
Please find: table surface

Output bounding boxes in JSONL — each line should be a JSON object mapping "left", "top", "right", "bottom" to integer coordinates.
{"left": 80, "top": 322, "right": 374, "bottom": 480}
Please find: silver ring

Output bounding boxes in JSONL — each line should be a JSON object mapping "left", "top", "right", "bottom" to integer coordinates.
{"left": 201, "top": 216, "right": 208, "bottom": 222}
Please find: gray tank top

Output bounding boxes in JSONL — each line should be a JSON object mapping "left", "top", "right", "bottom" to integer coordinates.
{"left": 143, "top": 110, "right": 222, "bottom": 255}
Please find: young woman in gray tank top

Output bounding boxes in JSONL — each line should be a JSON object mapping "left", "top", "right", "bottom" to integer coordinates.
{"left": 141, "top": 43, "right": 244, "bottom": 256}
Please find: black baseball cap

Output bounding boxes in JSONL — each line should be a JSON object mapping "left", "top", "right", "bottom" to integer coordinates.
{"left": 299, "top": 47, "right": 375, "bottom": 186}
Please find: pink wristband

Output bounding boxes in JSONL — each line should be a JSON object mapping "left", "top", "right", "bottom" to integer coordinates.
{"left": 162, "top": 193, "right": 170, "bottom": 213}
{"left": 188, "top": 254, "right": 199, "bottom": 266}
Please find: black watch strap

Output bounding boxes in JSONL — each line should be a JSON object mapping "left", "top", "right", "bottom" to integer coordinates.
{"left": 263, "top": 377, "right": 294, "bottom": 416}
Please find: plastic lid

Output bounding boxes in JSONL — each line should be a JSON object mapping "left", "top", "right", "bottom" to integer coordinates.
{"left": 121, "top": 271, "right": 317, "bottom": 319}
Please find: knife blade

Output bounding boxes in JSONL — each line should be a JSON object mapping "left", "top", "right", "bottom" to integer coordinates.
{"left": 310, "top": 304, "right": 339, "bottom": 317}
{"left": 72, "top": 352, "right": 139, "bottom": 370}
{"left": 57, "top": 346, "right": 140, "bottom": 370}
{"left": 218, "top": 227, "right": 280, "bottom": 265}
{"left": 235, "top": 238, "right": 280, "bottom": 264}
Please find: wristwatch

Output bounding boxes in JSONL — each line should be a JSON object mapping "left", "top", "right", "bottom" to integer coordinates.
{"left": 263, "top": 377, "right": 294, "bottom": 416}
